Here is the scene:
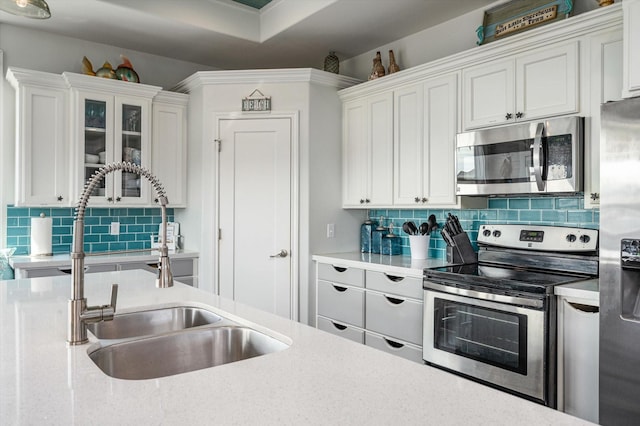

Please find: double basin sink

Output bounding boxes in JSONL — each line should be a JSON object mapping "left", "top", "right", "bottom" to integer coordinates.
{"left": 86, "top": 306, "right": 289, "bottom": 380}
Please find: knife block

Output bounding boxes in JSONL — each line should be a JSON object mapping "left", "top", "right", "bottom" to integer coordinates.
{"left": 446, "top": 232, "right": 478, "bottom": 264}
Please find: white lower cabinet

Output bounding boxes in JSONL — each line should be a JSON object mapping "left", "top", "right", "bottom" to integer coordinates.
{"left": 557, "top": 294, "right": 599, "bottom": 423}
{"left": 13, "top": 254, "right": 198, "bottom": 286}
{"left": 317, "top": 280, "right": 365, "bottom": 327}
{"left": 315, "top": 262, "right": 424, "bottom": 363}
{"left": 365, "top": 292, "right": 422, "bottom": 345}
{"left": 365, "top": 332, "right": 423, "bottom": 363}
{"left": 317, "top": 317, "right": 365, "bottom": 344}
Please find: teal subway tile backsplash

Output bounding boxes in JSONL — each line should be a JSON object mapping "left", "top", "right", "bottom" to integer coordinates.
{"left": 5, "top": 206, "right": 174, "bottom": 255}
{"left": 369, "top": 195, "right": 598, "bottom": 260}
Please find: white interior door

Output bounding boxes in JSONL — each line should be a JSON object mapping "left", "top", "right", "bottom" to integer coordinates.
{"left": 218, "top": 117, "right": 293, "bottom": 319}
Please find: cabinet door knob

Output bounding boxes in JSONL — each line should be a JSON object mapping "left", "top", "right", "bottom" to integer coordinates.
{"left": 57, "top": 195, "right": 63, "bottom": 202}
{"left": 590, "top": 193, "right": 600, "bottom": 201}
{"left": 359, "top": 199, "right": 365, "bottom": 204}
{"left": 365, "top": 198, "right": 370, "bottom": 203}
{"left": 421, "top": 197, "right": 428, "bottom": 203}
{"left": 107, "top": 197, "right": 113, "bottom": 202}
{"left": 414, "top": 197, "right": 420, "bottom": 203}
{"left": 505, "top": 112, "right": 513, "bottom": 120}
{"left": 115, "top": 197, "right": 121, "bottom": 202}
{"left": 516, "top": 111, "right": 523, "bottom": 119}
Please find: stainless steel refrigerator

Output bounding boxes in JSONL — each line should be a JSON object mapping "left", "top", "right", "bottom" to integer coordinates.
{"left": 600, "top": 96, "right": 640, "bottom": 425}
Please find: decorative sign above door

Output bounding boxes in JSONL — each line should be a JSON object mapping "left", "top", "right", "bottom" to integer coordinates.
{"left": 242, "top": 89, "right": 272, "bottom": 112}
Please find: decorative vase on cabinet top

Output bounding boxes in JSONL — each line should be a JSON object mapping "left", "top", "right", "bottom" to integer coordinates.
{"left": 388, "top": 50, "right": 400, "bottom": 74}
{"left": 323, "top": 51, "right": 339, "bottom": 74}
{"left": 369, "top": 51, "right": 385, "bottom": 80}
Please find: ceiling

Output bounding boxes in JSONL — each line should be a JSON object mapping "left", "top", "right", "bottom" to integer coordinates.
{"left": 0, "top": 0, "right": 497, "bottom": 70}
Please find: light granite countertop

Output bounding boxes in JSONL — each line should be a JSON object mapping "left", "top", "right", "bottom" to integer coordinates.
{"left": 312, "top": 252, "right": 448, "bottom": 277}
{"left": 0, "top": 270, "right": 592, "bottom": 425}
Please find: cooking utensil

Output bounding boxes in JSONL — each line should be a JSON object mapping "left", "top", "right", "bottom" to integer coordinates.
{"left": 419, "top": 222, "right": 429, "bottom": 236}
{"left": 427, "top": 214, "right": 438, "bottom": 233}
{"left": 402, "top": 221, "right": 418, "bottom": 235}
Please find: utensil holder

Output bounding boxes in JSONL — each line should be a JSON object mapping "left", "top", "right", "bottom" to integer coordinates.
{"left": 409, "top": 235, "right": 430, "bottom": 259}
{"left": 446, "top": 232, "right": 477, "bottom": 264}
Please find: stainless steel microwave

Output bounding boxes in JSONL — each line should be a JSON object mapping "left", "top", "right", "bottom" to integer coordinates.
{"left": 456, "top": 116, "right": 584, "bottom": 196}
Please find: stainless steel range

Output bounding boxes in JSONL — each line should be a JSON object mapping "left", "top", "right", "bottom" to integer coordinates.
{"left": 422, "top": 224, "right": 599, "bottom": 407}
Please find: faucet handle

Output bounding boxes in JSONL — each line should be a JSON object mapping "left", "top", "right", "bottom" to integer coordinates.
{"left": 100, "top": 284, "right": 119, "bottom": 321}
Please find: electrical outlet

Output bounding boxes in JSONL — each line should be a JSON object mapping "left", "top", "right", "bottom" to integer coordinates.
{"left": 110, "top": 222, "right": 120, "bottom": 236}
{"left": 327, "top": 223, "right": 335, "bottom": 238}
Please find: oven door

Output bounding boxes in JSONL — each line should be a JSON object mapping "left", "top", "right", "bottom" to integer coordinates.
{"left": 423, "top": 284, "right": 546, "bottom": 402}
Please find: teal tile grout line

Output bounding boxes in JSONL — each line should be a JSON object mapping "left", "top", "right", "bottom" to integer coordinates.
{"left": 5, "top": 206, "right": 174, "bottom": 256}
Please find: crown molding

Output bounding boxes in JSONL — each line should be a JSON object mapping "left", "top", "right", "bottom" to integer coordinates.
{"left": 62, "top": 71, "right": 163, "bottom": 99}
{"left": 172, "top": 68, "right": 361, "bottom": 93}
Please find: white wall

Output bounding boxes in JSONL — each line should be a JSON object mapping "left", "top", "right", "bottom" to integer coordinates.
{"left": 340, "top": 0, "right": 599, "bottom": 80}
{"left": 175, "top": 72, "right": 362, "bottom": 323}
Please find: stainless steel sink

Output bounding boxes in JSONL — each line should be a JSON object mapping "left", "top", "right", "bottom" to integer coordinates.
{"left": 86, "top": 306, "right": 222, "bottom": 339}
{"left": 88, "top": 325, "right": 289, "bottom": 380}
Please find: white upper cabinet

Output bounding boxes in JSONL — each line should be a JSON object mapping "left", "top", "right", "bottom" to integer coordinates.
{"left": 623, "top": 0, "right": 640, "bottom": 98}
{"left": 463, "top": 42, "right": 579, "bottom": 130}
{"left": 7, "top": 68, "right": 71, "bottom": 206}
{"left": 152, "top": 92, "right": 188, "bottom": 208}
{"left": 342, "top": 92, "right": 393, "bottom": 208}
{"left": 64, "top": 73, "right": 162, "bottom": 206}
{"left": 584, "top": 29, "right": 623, "bottom": 208}
{"left": 394, "top": 75, "right": 459, "bottom": 207}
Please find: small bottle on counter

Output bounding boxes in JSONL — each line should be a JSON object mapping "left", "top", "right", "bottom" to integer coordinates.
{"left": 360, "top": 217, "right": 377, "bottom": 253}
{"left": 382, "top": 223, "right": 402, "bottom": 255}
{"left": 371, "top": 216, "right": 388, "bottom": 254}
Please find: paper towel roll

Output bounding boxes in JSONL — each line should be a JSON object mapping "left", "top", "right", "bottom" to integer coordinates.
{"left": 31, "top": 215, "right": 52, "bottom": 256}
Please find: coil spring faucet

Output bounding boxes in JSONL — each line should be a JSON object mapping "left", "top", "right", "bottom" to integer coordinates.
{"left": 68, "top": 162, "right": 173, "bottom": 345}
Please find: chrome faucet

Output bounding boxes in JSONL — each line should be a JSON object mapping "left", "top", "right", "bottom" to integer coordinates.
{"left": 67, "top": 162, "right": 173, "bottom": 345}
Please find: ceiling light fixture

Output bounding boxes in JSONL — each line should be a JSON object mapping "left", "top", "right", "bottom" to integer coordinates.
{"left": 0, "top": 0, "right": 51, "bottom": 19}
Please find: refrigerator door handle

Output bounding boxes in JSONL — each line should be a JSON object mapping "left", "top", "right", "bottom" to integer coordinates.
{"left": 532, "top": 122, "right": 545, "bottom": 192}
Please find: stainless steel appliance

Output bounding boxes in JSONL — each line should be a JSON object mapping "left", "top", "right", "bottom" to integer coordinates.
{"left": 423, "top": 224, "right": 599, "bottom": 407}
{"left": 599, "top": 97, "right": 640, "bottom": 425}
{"left": 456, "top": 116, "right": 584, "bottom": 196}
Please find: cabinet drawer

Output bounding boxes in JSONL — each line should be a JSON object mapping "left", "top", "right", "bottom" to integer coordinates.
{"left": 21, "top": 263, "right": 117, "bottom": 278}
{"left": 317, "top": 280, "right": 365, "bottom": 327}
{"left": 365, "top": 332, "right": 423, "bottom": 363}
{"left": 118, "top": 258, "right": 193, "bottom": 277}
{"left": 317, "top": 263, "right": 364, "bottom": 288}
{"left": 365, "top": 292, "right": 423, "bottom": 345}
{"left": 366, "top": 270, "right": 423, "bottom": 299}
{"left": 317, "top": 316, "right": 364, "bottom": 344}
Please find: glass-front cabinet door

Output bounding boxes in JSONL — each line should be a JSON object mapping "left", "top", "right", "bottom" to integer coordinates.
{"left": 79, "top": 92, "right": 151, "bottom": 205}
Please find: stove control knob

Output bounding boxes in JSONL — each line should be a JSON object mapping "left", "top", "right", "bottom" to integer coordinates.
{"left": 566, "top": 234, "right": 577, "bottom": 243}
{"left": 483, "top": 229, "right": 491, "bottom": 237}
{"left": 580, "top": 234, "right": 591, "bottom": 243}
{"left": 493, "top": 230, "right": 501, "bottom": 238}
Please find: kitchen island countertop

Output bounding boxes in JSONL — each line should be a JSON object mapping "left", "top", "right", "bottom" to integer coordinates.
{"left": 0, "top": 270, "right": 592, "bottom": 425}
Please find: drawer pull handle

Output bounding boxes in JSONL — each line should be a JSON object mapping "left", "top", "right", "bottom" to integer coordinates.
{"left": 384, "top": 273, "right": 405, "bottom": 282}
{"left": 332, "top": 322, "right": 347, "bottom": 331}
{"left": 566, "top": 300, "right": 599, "bottom": 313}
{"left": 333, "top": 285, "right": 348, "bottom": 292}
{"left": 332, "top": 266, "right": 347, "bottom": 272}
{"left": 384, "top": 295, "right": 404, "bottom": 305}
{"left": 384, "top": 338, "right": 404, "bottom": 349}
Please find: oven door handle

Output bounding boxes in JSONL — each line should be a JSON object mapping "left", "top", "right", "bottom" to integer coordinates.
{"left": 423, "top": 280, "right": 544, "bottom": 309}
{"left": 532, "top": 122, "right": 545, "bottom": 192}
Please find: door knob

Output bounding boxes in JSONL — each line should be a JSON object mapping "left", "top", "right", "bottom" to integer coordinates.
{"left": 270, "top": 249, "right": 288, "bottom": 258}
